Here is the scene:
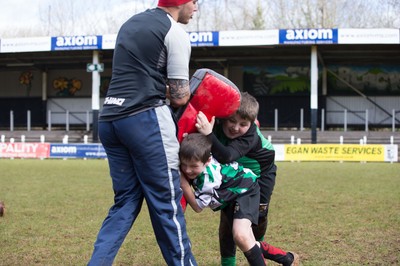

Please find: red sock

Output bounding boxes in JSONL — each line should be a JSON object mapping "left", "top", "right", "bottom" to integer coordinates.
{"left": 259, "top": 241, "right": 292, "bottom": 265}
{"left": 259, "top": 241, "right": 287, "bottom": 256}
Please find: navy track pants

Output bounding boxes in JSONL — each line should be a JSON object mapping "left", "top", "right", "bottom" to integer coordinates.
{"left": 88, "top": 106, "right": 197, "bottom": 266}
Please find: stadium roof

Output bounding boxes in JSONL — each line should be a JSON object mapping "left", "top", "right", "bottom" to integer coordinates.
{"left": 0, "top": 28, "right": 399, "bottom": 71}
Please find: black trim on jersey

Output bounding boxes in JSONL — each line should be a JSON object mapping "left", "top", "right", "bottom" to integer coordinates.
{"left": 211, "top": 123, "right": 275, "bottom": 175}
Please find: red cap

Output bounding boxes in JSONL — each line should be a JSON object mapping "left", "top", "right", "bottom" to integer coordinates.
{"left": 158, "top": 0, "right": 192, "bottom": 7}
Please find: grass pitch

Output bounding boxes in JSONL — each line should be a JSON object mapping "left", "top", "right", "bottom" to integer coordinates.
{"left": 0, "top": 160, "right": 399, "bottom": 265}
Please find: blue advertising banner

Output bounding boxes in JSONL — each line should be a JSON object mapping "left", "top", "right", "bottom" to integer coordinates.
{"left": 50, "top": 144, "right": 107, "bottom": 158}
{"left": 189, "top": 31, "right": 219, "bottom": 46}
{"left": 279, "top": 29, "right": 338, "bottom": 44}
{"left": 51, "top": 35, "right": 102, "bottom": 51}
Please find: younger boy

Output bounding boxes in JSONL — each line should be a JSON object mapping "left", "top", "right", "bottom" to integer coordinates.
{"left": 196, "top": 92, "right": 299, "bottom": 266}
{"left": 179, "top": 133, "right": 295, "bottom": 266}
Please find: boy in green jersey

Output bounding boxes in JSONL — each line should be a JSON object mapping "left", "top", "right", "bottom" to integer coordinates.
{"left": 196, "top": 92, "right": 299, "bottom": 266}
{"left": 180, "top": 133, "right": 297, "bottom": 266}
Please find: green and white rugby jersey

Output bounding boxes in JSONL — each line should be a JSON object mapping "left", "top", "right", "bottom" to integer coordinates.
{"left": 192, "top": 157, "right": 258, "bottom": 211}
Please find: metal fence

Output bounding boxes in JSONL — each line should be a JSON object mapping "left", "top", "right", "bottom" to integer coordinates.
{"left": 5, "top": 108, "right": 399, "bottom": 132}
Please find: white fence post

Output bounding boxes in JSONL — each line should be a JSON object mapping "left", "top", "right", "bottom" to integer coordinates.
{"left": 86, "top": 110, "right": 90, "bottom": 132}
{"left": 300, "top": 108, "right": 304, "bottom": 131}
{"left": 10, "top": 110, "right": 14, "bottom": 131}
{"left": 27, "top": 110, "right": 31, "bottom": 131}
{"left": 48, "top": 110, "right": 52, "bottom": 131}
{"left": 66, "top": 110, "right": 70, "bottom": 132}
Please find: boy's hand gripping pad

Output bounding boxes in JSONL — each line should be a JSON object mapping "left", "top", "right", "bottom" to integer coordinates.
{"left": 177, "top": 69, "right": 241, "bottom": 142}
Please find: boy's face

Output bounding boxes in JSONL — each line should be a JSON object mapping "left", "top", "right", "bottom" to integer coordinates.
{"left": 222, "top": 113, "right": 252, "bottom": 139}
{"left": 180, "top": 158, "right": 206, "bottom": 180}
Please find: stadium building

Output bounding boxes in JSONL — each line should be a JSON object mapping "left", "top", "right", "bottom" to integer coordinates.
{"left": 0, "top": 28, "right": 399, "bottom": 144}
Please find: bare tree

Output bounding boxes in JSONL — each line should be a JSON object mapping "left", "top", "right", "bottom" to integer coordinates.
{"left": 38, "top": 0, "right": 152, "bottom": 36}
{"left": 377, "top": 0, "right": 400, "bottom": 27}
{"left": 266, "top": 0, "right": 371, "bottom": 28}
{"left": 2, "top": 0, "right": 399, "bottom": 38}
{"left": 252, "top": 0, "right": 265, "bottom": 30}
{"left": 44, "top": 0, "right": 75, "bottom": 36}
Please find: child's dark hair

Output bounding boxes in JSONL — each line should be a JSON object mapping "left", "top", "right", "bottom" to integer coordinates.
{"left": 236, "top": 92, "right": 259, "bottom": 122}
{"left": 179, "top": 133, "right": 212, "bottom": 164}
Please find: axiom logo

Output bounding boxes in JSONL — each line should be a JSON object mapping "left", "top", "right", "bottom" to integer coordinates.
{"left": 51, "top": 146, "right": 77, "bottom": 154}
{"left": 286, "top": 29, "right": 333, "bottom": 40}
{"left": 189, "top": 32, "right": 214, "bottom": 43}
{"left": 55, "top": 36, "right": 98, "bottom": 47}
